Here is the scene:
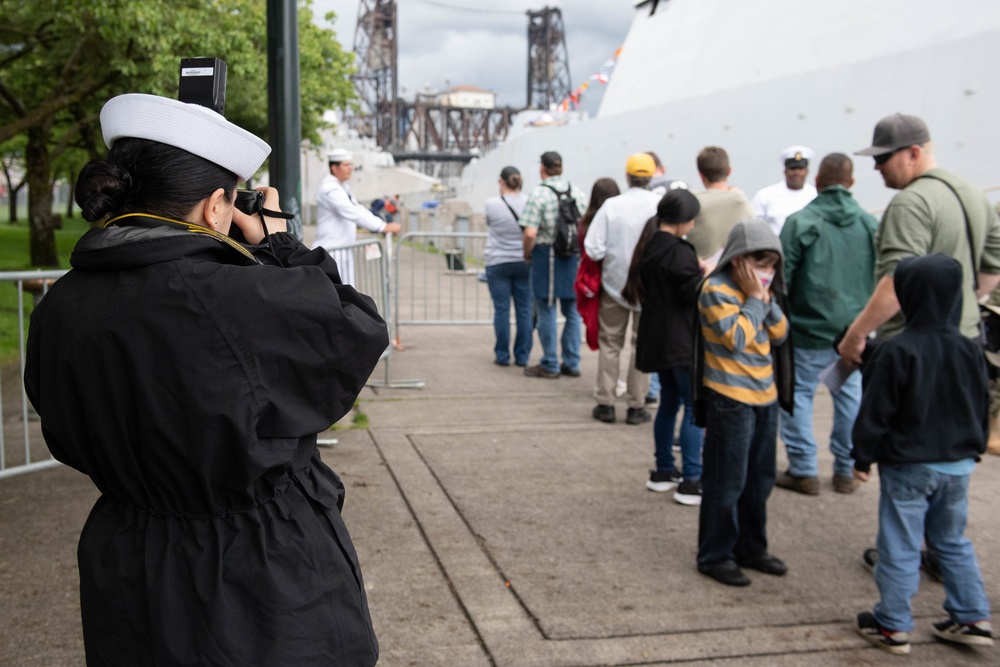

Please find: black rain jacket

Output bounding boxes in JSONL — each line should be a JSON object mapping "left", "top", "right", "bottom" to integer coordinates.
{"left": 24, "top": 215, "right": 386, "bottom": 666}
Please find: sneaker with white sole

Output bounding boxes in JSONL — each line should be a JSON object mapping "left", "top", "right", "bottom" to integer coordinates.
{"left": 932, "top": 619, "right": 994, "bottom": 646}
{"left": 856, "top": 611, "right": 910, "bottom": 655}
{"left": 673, "top": 479, "right": 702, "bottom": 505}
{"left": 646, "top": 469, "right": 681, "bottom": 492}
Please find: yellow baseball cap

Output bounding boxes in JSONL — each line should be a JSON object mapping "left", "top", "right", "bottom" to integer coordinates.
{"left": 626, "top": 153, "right": 656, "bottom": 177}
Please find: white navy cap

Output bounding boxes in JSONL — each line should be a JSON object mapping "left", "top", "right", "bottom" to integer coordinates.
{"left": 780, "top": 145, "right": 814, "bottom": 168}
{"left": 328, "top": 148, "right": 353, "bottom": 163}
{"left": 100, "top": 94, "right": 270, "bottom": 182}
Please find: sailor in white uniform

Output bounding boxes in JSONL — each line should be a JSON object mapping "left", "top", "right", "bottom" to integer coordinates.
{"left": 313, "top": 148, "right": 400, "bottom": 286}
{"left": 752, "top": 146, "right": 818, "bottom": 236}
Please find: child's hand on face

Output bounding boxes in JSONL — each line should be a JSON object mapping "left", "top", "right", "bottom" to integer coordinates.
{"left": 733, "top": 257, "right": 768, "bottom": 302}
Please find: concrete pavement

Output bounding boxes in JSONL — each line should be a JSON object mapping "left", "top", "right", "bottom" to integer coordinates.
{"left": 2, "top": 280, "right": 999, "bottom": 665}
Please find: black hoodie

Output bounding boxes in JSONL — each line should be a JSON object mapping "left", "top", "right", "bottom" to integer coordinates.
{"left": 634, "top": 231, "right": 702, "bottom": 371}
{"left": 850, "top": 253, "right": 989, "bottom": 472}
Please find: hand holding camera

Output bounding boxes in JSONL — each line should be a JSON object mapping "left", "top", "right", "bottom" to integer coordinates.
{"left": 231, "top": 187, "right": 289, "bottom": 244}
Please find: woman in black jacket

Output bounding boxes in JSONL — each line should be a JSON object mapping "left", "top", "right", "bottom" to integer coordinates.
{"left": 623, "top": 189, "right": 705, "bottom": 505}
{"left": 24, "top": 93, "right": 385, "bottom": 666}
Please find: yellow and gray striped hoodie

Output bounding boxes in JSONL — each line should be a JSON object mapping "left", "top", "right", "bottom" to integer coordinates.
{"left": 692, "top": 221, "right": 795, "bottom": 420}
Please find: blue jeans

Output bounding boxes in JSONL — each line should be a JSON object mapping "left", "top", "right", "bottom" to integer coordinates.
{"left": 648, "top": 372, "right": 661, "bottom": 400}
{"left": 535, "top": 297, "right": 581, "bottom": 373}
{"left": 873, "top": 464, "right": 991, "bottom": 632}
{"left": 654, "top": 367, "right": 703, "bottom": 481}
{"left": 486, "top": 262, "right": 532, "bottom": 365}
{"left": 697, "top": 390, "right": 778, "bottom": 567}
{"left": 780, "top": 347, "right": 860, "bottom": 478}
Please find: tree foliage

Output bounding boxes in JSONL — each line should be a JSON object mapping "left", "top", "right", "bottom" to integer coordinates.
{"left": 0, "top": 0, "right": 355, "bottom": 266}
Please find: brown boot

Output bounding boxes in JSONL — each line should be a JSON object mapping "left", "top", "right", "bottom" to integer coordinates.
{"left": 775, "top": 470, "right": 820, "bottom": 495}
{"left": 833, "top": 474, "right": 860, "bottom": 494}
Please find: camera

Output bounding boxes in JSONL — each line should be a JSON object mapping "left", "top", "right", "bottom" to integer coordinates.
{"left": 234, "top": 189, "right": 264, "bottom": 216}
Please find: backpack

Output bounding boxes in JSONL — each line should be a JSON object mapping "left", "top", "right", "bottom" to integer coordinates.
{"left": 542, "top": 183, "right": 581, "bottom": 257}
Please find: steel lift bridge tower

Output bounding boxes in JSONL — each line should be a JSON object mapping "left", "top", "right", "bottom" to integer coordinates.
{"left": 350, "top": 1, "right": 572, "bottom": 166}
{"left": 526, "top": 7, "right": 571, "bottom": 110}
{"left": 351, "top": 0, "right": 398, "bottom": 149}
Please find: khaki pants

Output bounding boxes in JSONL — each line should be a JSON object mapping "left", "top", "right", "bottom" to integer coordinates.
{"left": 595, "top": 292, "right": 648, "bottom": 408}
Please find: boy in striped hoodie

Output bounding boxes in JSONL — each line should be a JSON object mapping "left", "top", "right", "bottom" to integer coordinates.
{"left": 692, "top": 220, "right": 795, "bottom": 587}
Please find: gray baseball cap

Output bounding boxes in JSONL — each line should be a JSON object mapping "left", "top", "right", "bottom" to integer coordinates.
{"left": 855, "top": 114, "right": 931, "bottom": 156}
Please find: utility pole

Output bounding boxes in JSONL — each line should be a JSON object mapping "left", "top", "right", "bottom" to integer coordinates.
{"left": 267, "top": 0, "right": 303, "bottom": 239}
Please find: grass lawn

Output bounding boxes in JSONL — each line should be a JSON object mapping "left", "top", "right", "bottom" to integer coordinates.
{"left": 0, "top": 217, "right": 91, "bottom": 363}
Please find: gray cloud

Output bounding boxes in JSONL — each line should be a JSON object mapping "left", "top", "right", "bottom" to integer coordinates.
{"left": 313, "top": 1, "right": 634, "bottom": 113}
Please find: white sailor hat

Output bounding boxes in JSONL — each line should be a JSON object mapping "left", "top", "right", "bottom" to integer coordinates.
{"left": 100, "top": 94, "right": 270, "bottom": 182}
{"left": 328, "top": 148, "right": 353, "bottom": 163}
{"left": 780, "top": 145, "right": 814, "bottom": 168}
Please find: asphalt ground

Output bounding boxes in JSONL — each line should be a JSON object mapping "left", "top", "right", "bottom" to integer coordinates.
{"left": 2, "top": 227, "right": 998, "bottom": 665}
{"left": 3, "top": 320, "right": 998, "bottom": 666}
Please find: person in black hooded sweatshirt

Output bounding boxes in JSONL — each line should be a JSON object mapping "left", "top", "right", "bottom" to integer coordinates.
{"left": 852, "top": 253, "right": 993, "bottom": 655}
{"left": 623, "top": 189, "right": 704, "bottom": 505}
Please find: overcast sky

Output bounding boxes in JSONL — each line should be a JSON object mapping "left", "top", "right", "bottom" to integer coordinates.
{"left": 311, "top": 0, "right": 636, "bottom": 114}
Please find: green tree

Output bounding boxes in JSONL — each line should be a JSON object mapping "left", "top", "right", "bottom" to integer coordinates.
{"left": 0, "top": 0, "right": 355, "bottom": 267}
{"left": 0, "top": 135, "right": 27, "bottom": 223}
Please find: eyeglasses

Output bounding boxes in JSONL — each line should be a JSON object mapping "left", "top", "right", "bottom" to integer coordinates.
{"left": 874, "top": 147, "right": 906, "bottom": 165}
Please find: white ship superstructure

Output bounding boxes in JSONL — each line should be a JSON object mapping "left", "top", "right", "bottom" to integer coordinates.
{"left": 458, "top": 0, "right": 1000, "bottom": 211}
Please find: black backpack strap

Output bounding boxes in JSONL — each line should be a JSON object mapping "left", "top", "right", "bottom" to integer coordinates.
{"left": 541, "top": 183, "right": 570, "bottom": 198}
{"left": 500, "top": 195, "right": 519, "bottom": 222}
{"left": 918, "top": 173, "right": 979, "bottom": 289}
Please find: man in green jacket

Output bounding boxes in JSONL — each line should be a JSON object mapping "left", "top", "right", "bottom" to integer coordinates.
{"left": 776, "top": 153, "right": 877, "bottom": 495}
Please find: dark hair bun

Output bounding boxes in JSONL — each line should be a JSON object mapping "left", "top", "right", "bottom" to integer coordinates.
{"left": 500, "top": 165, "right": 522, "bottom": 191}
{"left": 657, "top": 188, "right": 700, "bottom": 224}
{"left": 75, "top": 160, "right": 134, "bottom": 222}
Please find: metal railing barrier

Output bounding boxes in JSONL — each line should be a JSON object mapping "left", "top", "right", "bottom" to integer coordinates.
{"left": 392, "top": 231, "right": 491, "bottom": 336}
{"left": 0, "top": 270, "right": 67, "bottom": 479}
{"left": 322, "top": 236, "right": 425, "bottom": 389}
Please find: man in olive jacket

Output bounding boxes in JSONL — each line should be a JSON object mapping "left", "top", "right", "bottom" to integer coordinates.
{"left": 776, "top": 153, "right": 878, "bottom": 495}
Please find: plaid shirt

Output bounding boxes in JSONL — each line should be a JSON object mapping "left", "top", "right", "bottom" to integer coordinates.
{"left": 519, "top": 176, "right": 588, "bottom": 245}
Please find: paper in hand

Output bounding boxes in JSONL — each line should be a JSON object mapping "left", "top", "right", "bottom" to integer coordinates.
{"left": 818, "top": 358, "right": 856, "bottom": 396}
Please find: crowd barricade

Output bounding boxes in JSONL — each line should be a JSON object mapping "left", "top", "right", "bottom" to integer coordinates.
{"left": 391, "top": 231, "right": 491, "bottom": 343}
{"left": 322, "top": 236, "right": 425, "bottom": 389}
{"left": 0, "top": 270, "right": 67, "bottom": 479}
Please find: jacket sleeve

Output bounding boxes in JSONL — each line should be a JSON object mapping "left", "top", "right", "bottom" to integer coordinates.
{"left": 764, "top": 300, "right": 789, "bottom": 344}
{"left": 779, "top": 218, "right": 801, "bottom": 293}
{"left": 850, "top": 348, "right": 904, "bottom": 472}
{"left": 699, "top": 281, "right": 768, "bottom": 353}
{"left": 584, "top": 204, "right": 610, "bottom": 261}
{"left": 209, "top": 234, "right": 389, "bottom": 437}
{"left": 673, "top": 246, "right": 704, "bottom": 306}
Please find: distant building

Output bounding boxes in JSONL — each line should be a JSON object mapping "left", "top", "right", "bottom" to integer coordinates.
{"left": 436, "top": 85, "right": 495, "bottom": 109}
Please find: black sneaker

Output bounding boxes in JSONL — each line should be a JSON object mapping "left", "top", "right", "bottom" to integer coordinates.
{"left": 646, "top": 469, "right": 681, "bottom": 492}
{"left": 862, "top": 547, "right": 878, "bottom": 573}
{"left": 738, "top": 553, "right": 787, "bottom": 576}
{"left": 592, "top": 404, "right": 615, "bottom": 423}
{"left": 625, "top": 407, "right": 651, "bottom": 425}
{"left": 559, "top": 364, "right": 581, "bottom": 377}
{"left": 856, "top": 611, "right": 911, "bottom": 655}
{"left": 932, "top": 619, "right": 994, "bottom": 646}
{"left": 698, "top": 561, "right": 751, "bottom": 587}
{"left": 673, "top": 479, "right": 702, "bottom": 506}
{"left": 524, "top": 364, "right": 559, "bottom": 379}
